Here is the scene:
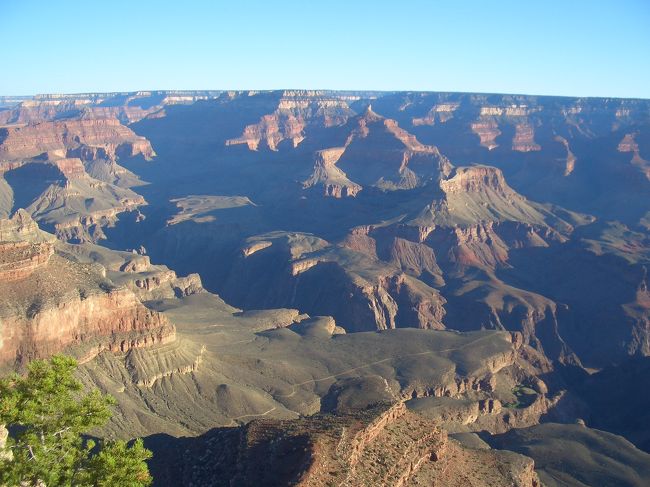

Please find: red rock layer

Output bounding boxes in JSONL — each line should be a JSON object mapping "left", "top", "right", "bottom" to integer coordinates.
{"left": 471, "top": 119, "right": 501, "bottom": 150}
{"left": 226, "top": 113, "right": 305, "bottom": 151}
{"left": 0, "top": 285, "right": 175, "bottom": 367}
{"left": 51, "top": 157, "right": 86, "bottom": 178}
{"left": 225, "top": 91, "right": 354, "bottom": 151}
{"left": 0, "top": 241, "right": 53, "bottom": 281}
{"left": 440, "top": 165, "right": 509, "bottom": 194}
{"left": 202, "top": 403, "right": 541, "bottom": 486}
{"left": 512, "top": 123, "right": 541, "bottom": 152}
{"left": 0, "top": 211, "right": 174, "bottom": 368}
{"left": 0, "top": 118, "right": 154, "bottom": 161}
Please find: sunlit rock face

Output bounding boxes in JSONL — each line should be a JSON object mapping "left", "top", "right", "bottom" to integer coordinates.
{"left": 2, "top": 92, "right": 650, "bottom": 475}
{"left": 0, "top": 211, "right": 175, "bottom": 369}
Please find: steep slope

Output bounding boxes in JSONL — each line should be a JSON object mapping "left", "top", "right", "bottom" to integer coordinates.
{"left": 4, "top": 163, "right": 145, "bottom": 242}
{"left": 0, "top": 118, "right": 154, "bottom": 240}
{"left": 351, "top": 165, "right": 591, "bottom": 362}
{"left": 0, "top": 211, "right": 175, "bottom": 369}
{"left": 224, "top": 90, "right": 355, "bottom": 151}
{"left": 302, "top": 147, "right": 361, "bottom": 197}
{"left": 2, "top": 89, "right": 650, "bottom": 486}
{"left": 371, "top": 92, "right": 650, "bottom": 226}
{"left": 212, "top": 164, "right": 589, "bottom": 361}
{"left": 488, "top": 423, "right": 650, "bottom": 487}
{"left": 146, "top": 403, "right": 541, "bottom": 487}
{"left": 303, "top": 105, "right": 452, "bottom": 196}
{"left": 221, "top": 231, "right": 447, "bottom": 332}
{"left": 0, "top": 118, "right": 154, "bottom": 162}
{"left": 0, "top": 91, "right": 223, "bottom": 125}
{"left": 78, "top": 279, "right": 542, "bottom": 439}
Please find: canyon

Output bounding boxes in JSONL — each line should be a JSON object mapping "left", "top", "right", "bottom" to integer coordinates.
{"left": 1, "top": 90, "right": 650, "bottom": 485}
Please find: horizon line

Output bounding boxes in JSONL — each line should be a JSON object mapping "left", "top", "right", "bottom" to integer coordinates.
{"left": 2, "top": 88, "right": 650, "bottom": 102}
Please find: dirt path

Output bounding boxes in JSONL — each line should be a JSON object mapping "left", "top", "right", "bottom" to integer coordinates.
{"left": 276, "top": 333, "right": 496, "bottom": 398}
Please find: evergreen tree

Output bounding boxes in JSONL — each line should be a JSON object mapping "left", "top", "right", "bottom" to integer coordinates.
{"left": 0, "top": 355, "right": 152, "bottom": 486}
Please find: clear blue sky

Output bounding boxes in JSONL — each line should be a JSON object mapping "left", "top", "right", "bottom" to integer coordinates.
{"left": 1, "top": 0, "right": 649, "bottom": 98}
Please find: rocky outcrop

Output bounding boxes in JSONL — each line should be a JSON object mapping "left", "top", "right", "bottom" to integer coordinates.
{"left": 0, "top": 117, "right": 153, "bottom": 242}
{"left": 0, "top": 212, "right": 174, "bottom": 369}
{"left": 0, "top": 210, "right": 56, "bottom": 281}
{"left": 241, "top": 240, "right": 273, "bottom": 257}
{"left": 57, "top": 241, "right": 206, "bottom": 301}
{"left": 0, "top": 153, "right": 147, "bottom": 242}
{"left": 226, "top": 112, "right": 306, "bottom": 150}
{"left": 0, "top": 241, "right": 54, "bottom": 281}
{"left": 125, "top": 341, "right": 206, "bottom": 387}
{"left": 439, "top": 164, "right": 511, "bottom": 194}
{"left": 302, "top": 147, "right": 361, "bottom": 198}
{"left": 302, "top": 105, "right": 453, "bottom": 196}
{"left": 512, "top": 123, "right": 541, "bottom": 152}
{"left": 27, "top": 181, "right": 146, "bottom": 243}
{"left": 146, "top": 403, "right": 541, "bottom": 486}
{"left": 223, "top": 232, "right": 447, "bottom": 332}
{"left": 225, "top": 90, "right": 354, "bottom": 151}
{"left": 0, "top": 118, "right": 155, "bottom": 162}
{"left": 618, "top": 132, "right": 640, "bottom": 152}
{"left": 619, "top": 132, "right": 650, "bottom": 180}
{"left": 0, "top": 281, "right": 175, "bottom": 368}
{"left": 471, "top": 119, "right": 501, "bottom": 150}
{"left": 133, "top": 270, "right": 203, "bottom": 299}
{"left": 405, "top": 165, "right": 577, "bottom": 268}
{"left": 412, "top": 102, "right": 459, "bottom": 125}
{"left": 0, "top": 208, "right": 55, "bottom": 243}
{"left": 333, "top": 107, "right": 453, "bottom": 191}
{"left": 0, "top": 91, "right": 223, "bottom": 125}
{"left": 554, "top": 135, "right": 577, "bottom": 175}
{"left": 414, "top": 392, "right": 564, "bottom": 437}
{"left": 49, "top": 157, "right": 87, "bottom": 179}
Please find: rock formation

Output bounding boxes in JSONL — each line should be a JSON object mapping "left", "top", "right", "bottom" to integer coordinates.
{"left": 471, "top": 118, "right": 501, "bottom": 150}
{"left": 0, "top": 118, "right": 154, "bottom": 162}
{"left": 146, "top": 403, "right": 541, "bottom": 486}
{"left": 302, "top": 147, "right": 361, "bottom": 198}
{"left": 221, "top": 231, "right": 447, "bottom": 332}
{"left": 0, "top": 117, "right": 153, "bottom": 241}
{"left": 619, "top": 132, "right": 650, "bottom": 180}
{"left": 0, "top": 211, "right": 175, "bottom": 369}
{"left": 225, "top": 90, "right": 355, "bottom": 150}
{"left": 326, "top": 106, "right": 453, "bottom": 192}
{"left": 0, "top": 91, "right": 223, "bottom": 125}
{"left": 2, "top": 89, "right": 650, "bottom": 484}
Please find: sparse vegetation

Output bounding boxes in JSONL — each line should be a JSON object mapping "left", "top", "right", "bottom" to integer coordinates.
{"left": 0, "top": 354, "right": 152, "bottom": 487}
{"left": 504, "top": 385, "right": 537, "bottom": 409}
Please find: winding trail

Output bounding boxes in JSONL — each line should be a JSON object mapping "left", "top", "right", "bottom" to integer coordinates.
{"left": 275, "top": 333, "right": 499, "bottom": 399}
{"left": 219, "top": 333, "right": 504, "bottom": 424}
{"left": 228, "top": 406, "right": 278, "bottom": 426}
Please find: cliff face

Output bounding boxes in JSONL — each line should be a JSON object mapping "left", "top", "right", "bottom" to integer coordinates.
{"left": 0, "top": 280, "right": 174, "bottom": 367}
{"left": 401, "top": 164, "right": 584, "bottom": 271}
{"left": 224, "top": 90, "right": 355, "bottom": 151}
{"left": 146, "top": 403, "right": 541, "bottom": 487}
{"left": 220, "top": 232, "right": 447, "bottom": 332}
{"left": 0, "top": 118, "right": 154, "bottom": 162}
{"left": 121, "top": 89, "right": 650, "bottom": 368}
{"left": 0, "top": 212, "right": 174, "bottom": 369}
{"left": 2, "top": 89, "right": 649, "bottom": 484}
{"left": 371, "top": 92, "right": 650, "bottom": 226}
{"left": 0, "top": 91, "right": 224, "bottom": 125}
{"left": 0, "top": 209, "right": 56, "bottom": 281}
{"left": 0, "top": 117, "right": 152, "bottom": 242}
{"left": 308, "top": 107, "right": 453, "bottom": 194}
{"left": 302, "top": 147, "right": 362, "bottom": 198}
